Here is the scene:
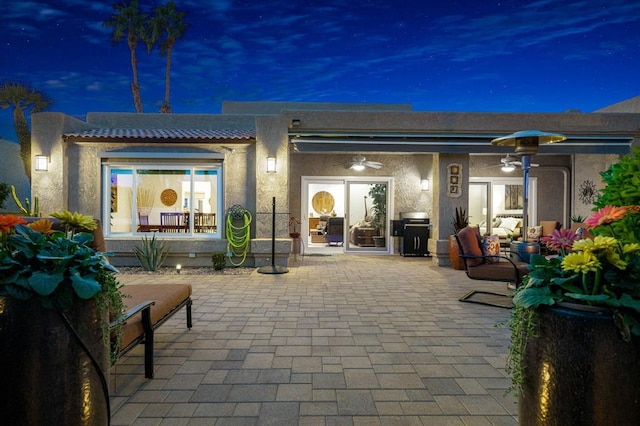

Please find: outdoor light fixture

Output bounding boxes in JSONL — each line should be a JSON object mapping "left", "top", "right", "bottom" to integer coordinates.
{"left": 421, "top": 179, "right": 430, "bottom": 191}
{"left": 351, "top": 163, "right": 365, "bottom": 171}
{"left": 491, "top": 130, "right": 566, "bottom": 238}
{"left": 35, "top": 155, "right": 49, "bottom": 171}
{"left": 176, "top": 264, "right": 181, "bottom": 274}
{"left": 501, "top": 164, "right": 515, "bottom": 173}
{"left": 291, "top": 119, "right": 301, "bottom": 127}
{"left": 267, "top": 157, "right": 277, "bottom": 173}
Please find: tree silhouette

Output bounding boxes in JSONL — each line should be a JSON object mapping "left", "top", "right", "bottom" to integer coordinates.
{"left": 104, "top": 0, "right": 147, "bottom": 113}
{"left": 147, "top": 1, "right": 188, "bottom": 113}
{"left": 0, "top": 81, "right": 53, "bottom": 181}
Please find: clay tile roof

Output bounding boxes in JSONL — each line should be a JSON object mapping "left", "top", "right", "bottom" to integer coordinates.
{"left": 63, "top": 128, "right": 256, "bottom": 141}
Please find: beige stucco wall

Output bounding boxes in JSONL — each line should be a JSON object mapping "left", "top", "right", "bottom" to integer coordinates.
{"left": 29, "top": 106, "right": 640, "bottom": 269}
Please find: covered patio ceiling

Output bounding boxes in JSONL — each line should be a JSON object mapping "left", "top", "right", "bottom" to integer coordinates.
{"left": 289, "top": 131, "right": 633, "bottom": 155}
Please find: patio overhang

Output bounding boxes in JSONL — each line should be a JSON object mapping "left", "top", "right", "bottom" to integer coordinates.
{"left": 289, "top": 131, "right": 633, "bottom": 155}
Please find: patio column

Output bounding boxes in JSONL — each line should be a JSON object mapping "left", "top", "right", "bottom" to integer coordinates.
{"left": 428, "top": 153, "right": 469, "bottom": 267}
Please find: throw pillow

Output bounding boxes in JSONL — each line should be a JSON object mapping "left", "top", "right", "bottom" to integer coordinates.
{"left": 500, "top": 217, "right": 521, "bottom": 232}
{"left": 527, "top": 226, "right": 542, "bottom": 239}
{"left": 483, "top": 234, "right": 501, "bottom": 263}
{"left": 457, "top": 226, "right": 484, "bottom": 267}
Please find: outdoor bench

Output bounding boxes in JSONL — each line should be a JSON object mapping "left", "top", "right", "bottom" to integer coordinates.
{"left": 110, "top": 283, "right": 193, "bottom": 378}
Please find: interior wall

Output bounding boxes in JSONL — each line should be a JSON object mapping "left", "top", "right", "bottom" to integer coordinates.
{"left": 470, "top": 154, "right": 571, "bottom": 227}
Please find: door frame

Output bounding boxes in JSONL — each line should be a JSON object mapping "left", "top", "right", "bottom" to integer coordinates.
{"left": 301, "top": 176, "right": 395, "bottom": 254}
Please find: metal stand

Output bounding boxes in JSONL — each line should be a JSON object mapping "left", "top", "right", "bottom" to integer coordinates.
{"left": 257, "top": 197, "right": 289, "bottom": 274}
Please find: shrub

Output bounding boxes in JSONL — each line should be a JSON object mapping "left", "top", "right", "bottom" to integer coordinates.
{"left": 212, "top": 252, "right": 226, "bottom": 270}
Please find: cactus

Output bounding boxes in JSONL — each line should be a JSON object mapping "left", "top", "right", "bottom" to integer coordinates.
{"left": 10, "top": 185, "right": 39, "bottom": 217}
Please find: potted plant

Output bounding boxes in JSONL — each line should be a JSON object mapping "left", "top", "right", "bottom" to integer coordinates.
{"left": 0, "top": 211, "right": 124, "bottom": 425}
{"left": 507, "top": 147, "right": 640, "bottom": 425}
{"left": 448, "top": 206, "right": 469, "bottom": 270}
{"left": 368, "top": 184, "right": 387, "bottom": 247}
{"left": 288, "top": 216, "right": 301, "bottom": 239}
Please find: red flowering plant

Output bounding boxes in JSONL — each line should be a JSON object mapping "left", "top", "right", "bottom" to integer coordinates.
{"left": 0, "top": 211, "right": 119, "bottom": 311}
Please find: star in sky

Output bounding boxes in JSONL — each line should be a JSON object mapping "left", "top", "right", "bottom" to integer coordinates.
{"left": 1, "top": 0, "right": 639, "bottom": 141}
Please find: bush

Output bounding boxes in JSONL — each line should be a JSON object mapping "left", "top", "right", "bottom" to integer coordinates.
{"left": 133, "top": 234, "right": 170, "bottom": 271}
{"left": 212, "top": 252, "right": 226, "bottom": 270}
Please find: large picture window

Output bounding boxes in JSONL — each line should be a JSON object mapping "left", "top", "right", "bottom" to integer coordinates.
{"left": 103, "top": 162, "right": 222, "bottom": 237}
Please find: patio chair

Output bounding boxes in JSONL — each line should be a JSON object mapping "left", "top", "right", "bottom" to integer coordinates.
{"left": 455, "top": 226, "right": 530, "bottom": 288}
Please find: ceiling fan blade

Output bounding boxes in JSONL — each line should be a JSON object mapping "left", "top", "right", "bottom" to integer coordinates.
{"left": 364, "top": 161, "right": 382, "bottom": 169}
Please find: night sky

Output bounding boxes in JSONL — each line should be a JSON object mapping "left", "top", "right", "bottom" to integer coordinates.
{"left": 2, "top": 0, "right": 640, "bottom": 141}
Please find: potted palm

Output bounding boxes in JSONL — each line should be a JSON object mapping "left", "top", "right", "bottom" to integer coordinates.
{"left": 508, "top": 147, "right": 640, "bottom": 425}
{"left": 369, "top": 184, "right": 387, "bottom": 247}
{"left": 0, "top": 211, "right": 124, "bottom": 425}
{"left": 448, "top": 207, "right": 468, "bottom": 270}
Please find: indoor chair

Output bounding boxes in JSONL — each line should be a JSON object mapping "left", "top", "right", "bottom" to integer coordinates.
{"left": 324, "top": 217, "right": 344, "bottom": 246}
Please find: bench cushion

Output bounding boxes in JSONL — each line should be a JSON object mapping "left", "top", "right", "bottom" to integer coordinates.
{"left": 119, "top": 284, "right": 192, "bottom": 349}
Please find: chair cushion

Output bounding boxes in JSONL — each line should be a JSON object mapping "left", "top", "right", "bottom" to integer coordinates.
{"left": 466, "top": 261, "right": 530, "bottom": 282}
{"left": 540, "top": 221, "right": 560, "bottom": 237}
{"left": 457, "top": 226, "right": 484, "bottom": 267}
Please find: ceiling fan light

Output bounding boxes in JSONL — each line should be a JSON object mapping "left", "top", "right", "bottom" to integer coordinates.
{"left": 351, "top": 164, "right": 365, "bottom": 171}
{"left": 501, "top": 164, "right": 515, "bottom": 172}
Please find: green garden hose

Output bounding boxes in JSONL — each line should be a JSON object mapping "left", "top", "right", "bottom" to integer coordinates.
{"left": 226, "top": 205, "right": 252, "bottom": 266}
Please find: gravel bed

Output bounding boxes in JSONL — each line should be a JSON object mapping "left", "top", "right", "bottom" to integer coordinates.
{"left": 115, "top": 266, "right": 255, "bottom": 275}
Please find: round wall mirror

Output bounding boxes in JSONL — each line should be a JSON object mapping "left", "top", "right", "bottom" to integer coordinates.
{"left": 312, "top": 191, "right": 335, "bottom": 215}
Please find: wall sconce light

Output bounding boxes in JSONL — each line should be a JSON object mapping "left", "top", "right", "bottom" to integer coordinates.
{"left": 267, "top": 157, "right": 277, "bottom": 173}
{"left": 420, "top": 179, "right": 430, "bottom": 191}
{"left": 35, "top": 155, "right": 49, "bottom": 171}
{"left": 176, "top": 264, "right": 182, "bottom": 274}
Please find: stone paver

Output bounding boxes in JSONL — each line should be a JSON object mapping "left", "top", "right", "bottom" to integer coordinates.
{"left": 110, "top": 254, "right": 517, "bottom": 424}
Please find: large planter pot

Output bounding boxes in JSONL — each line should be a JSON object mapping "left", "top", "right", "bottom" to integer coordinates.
{"left": 448, "top": 235, "right": 465, "bottom": 270}
{"left": 0, "top": 294, "right": 110, "bottom": 426}
{"left": 520, "top": 303, "right": 640, "bottom": 425}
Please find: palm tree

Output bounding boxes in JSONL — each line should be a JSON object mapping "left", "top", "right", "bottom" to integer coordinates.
{"left": 147, "top": 1, "right": 188, "bottom": 113}
{"left": 0, "top": 81, "right": 53, "bottom": 181}
{"left": 104, "top": 0, "right": 147, "bottom": 113}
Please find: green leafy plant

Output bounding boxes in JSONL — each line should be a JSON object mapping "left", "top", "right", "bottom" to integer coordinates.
{"left": 0, "top": 212, "right": 120, "bottom": 311}
{"left": 211, "top": 252, "right": 226, "bottom": 270}
{"left": 508, "top": 148, "right": 640, "bottom": 394}
{"left": 451, "top": 207, "right": 469, "bottom": 234}
{"left": 368, "top": 184, "right": 387, "bottom": 235}
{"left": 570, "top": 214, "right": 585, "bottom": 223}
{"left": 133, "top": 234, "right": 170, "bottom": 271}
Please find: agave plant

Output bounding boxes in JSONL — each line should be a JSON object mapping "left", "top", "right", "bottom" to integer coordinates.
{"left": 133, "top": 234, "right": 170, "bottom": 271}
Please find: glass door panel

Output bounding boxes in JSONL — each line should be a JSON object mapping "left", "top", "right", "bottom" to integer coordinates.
{"left": 345, "top": 181, "right": 388, "bottom": 252}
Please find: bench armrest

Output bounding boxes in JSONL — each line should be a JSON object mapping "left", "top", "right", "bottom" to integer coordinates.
{"left": 109, "top": 301, "right": 155, "bottom": 329}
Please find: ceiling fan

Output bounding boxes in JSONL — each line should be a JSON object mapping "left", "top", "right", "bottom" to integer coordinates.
{"left": 344, "top": 155, "right": 383, "bottom": 171}
{"left": 499, "top": 155, "right": 538, "bottom": 171}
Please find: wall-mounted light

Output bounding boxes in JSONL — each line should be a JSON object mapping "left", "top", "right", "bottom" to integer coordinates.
{"left": 291, "top": 119, "right": 301, "bottom": 127}
{"left": 35, "top": 155, "right": 49, "bottom": 171}
{"left": 267, "top": 157, "right": 277, "bottom": 173}
{"left": 176, "top": 264, "right": 182, "bottom": 274}
{"left": 420, "top": 179, "right": 430, "bottom": 191}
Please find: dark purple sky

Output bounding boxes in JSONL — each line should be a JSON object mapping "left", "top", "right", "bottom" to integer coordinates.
{"left": 2, "top": 0, "right": 640, "bottom": 140}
